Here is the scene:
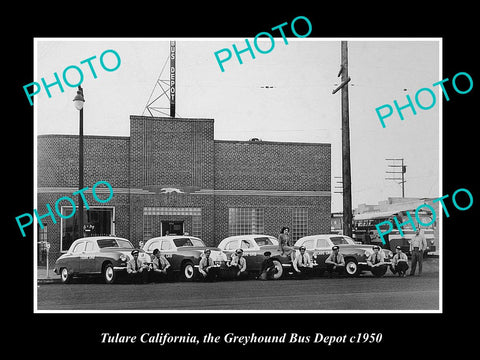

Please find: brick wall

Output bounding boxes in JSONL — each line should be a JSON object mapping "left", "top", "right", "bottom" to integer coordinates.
{"left": 37, "top": 134, "right": 130, "bottom": 188}
{"left": 37, "top": 134, "right": 131, "bottom": 266}
{"left": 214, "top": 140, "right": 331, "bottom": 191}
{"left": 36, "top": 118, "right": 331, "bottom": 265}
{"left": 129, "top": 116, "right": 214, "bottom": 189}
{"left": 213, "top": 195, "right": 331, "bottom": 245}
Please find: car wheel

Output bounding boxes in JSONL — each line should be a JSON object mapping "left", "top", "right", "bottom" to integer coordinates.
{"left": 272, "top": 259, "right": 284, "bottom": 280}
{"left": 181, "top": 261, "right": 195, "bottom": 281}
{"left": 60, "top": 267, "right": 71, "bottom": 284}
{"left": 345, "top": 258, "right": 360, "bottom": 277}
{"left": 103, "top": 263, "right": 116, "bottom": 284}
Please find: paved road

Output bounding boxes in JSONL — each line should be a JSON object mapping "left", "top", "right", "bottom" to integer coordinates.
{"left": 37, "top": 271, "right": 439, "bottom": 311}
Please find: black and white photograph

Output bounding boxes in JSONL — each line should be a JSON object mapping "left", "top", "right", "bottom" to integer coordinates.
{"left": 8, "top": 6, "right": 477, "bottom": 356}
{"left": 32, "top": 37, "right": 442, "bottom": 312}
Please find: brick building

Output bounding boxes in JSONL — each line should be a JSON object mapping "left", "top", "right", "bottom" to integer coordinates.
{"left": 37, "top": 116, "right": 331, "bottom": 266}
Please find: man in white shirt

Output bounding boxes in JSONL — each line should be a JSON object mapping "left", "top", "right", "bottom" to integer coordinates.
{"left": 126, "top": 249, "right": 150, "bottom": 283}
{"left": 409, "top": 227, "right": 427, "bottom": 276}
{"left": 199, "top": 249, "right": 219, "bottom": 282}
{"left": 390, "top": 246, "right": 409, "bottom": 277}
{"left": 367, "top": 245, "right": 388, "bottom": 277}
{"left": 325, "top": 245, "right": 345, "bottom": 277}
{"left": 293, "top": 246, "right": 313, "bottom": 279}
{"left": 149, "top": 248, "right": 172, "bottom": 282}
{"left": 228, "top": 249, "right": 248, "bottom": 280}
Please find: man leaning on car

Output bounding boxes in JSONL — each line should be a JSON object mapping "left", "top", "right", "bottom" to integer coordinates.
{"left": 127, "top": 249, "right": 150, "bottom": 284}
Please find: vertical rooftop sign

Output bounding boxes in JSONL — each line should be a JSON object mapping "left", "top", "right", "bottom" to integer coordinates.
{"left": 170, "top": 41, "right": 176, "bottom": 118}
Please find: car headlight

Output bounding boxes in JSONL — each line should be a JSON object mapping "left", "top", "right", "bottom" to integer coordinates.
{"left": 120, "top": 254, "right": 127, "bottom": 262}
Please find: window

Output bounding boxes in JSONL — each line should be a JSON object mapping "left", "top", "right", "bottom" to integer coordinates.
{"left": 72, "top": 242, "right": 85, "bottom": 253}
{"left": 61, "top": 207, "right": 114, "bottom": 252}
{"left": 116, "top": 239, "right": 133, "bottom": 249}
{"left": 292, "top": 208, "right": 308, "bottom": 241}
{"left": 301, "top": 239, "right": 315, "bottom": 250}
{"left": 225, "top": 240, "right": 238, "bottom": 250}
{"left": 161, "top": 241, "right": 172, "bottom": 251}
{"left": 85, "top": 242, "right": 95, "bottom": 252}
{"left": 191, "top": 216, "right": 202, "bottom": 238}
{"left": 142, "top": 207, "right": 202, "bottom": 240}
{"left": 254, "top": 237, "right": 275, "bottom": 246}
{"left": 317, "top": 238, "right": 330, "bottom": 248}
{"left": 173, "top": 238, "right": 205, "bottom": 247}
{"left": 228, "top": 208, "right": 264, "bottom": 236}
{"left": 147, "top": 241, "right": 161, "bottom": 252}
{"left": 330, "top": 236, "right": 349, "bottom": 245}
{"left": 240, "top": 240, "right": 252, "bottom": 249}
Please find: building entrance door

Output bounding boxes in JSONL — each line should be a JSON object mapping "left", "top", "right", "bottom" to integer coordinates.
{"left": 162, "top": 221, "right": 184, "bottom": 236}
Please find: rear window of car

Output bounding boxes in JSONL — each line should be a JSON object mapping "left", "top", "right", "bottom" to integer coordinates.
{"left": 254, "top": 237, "right": 275, "bottom": 246}
{"left": 97, "top": 239, "right": 119, "bottom": 248}
{"left": 174, "top": 238, "right": 205, "bottom": 247}
{"left": 97, "top": 238, "right": 132, "bottom": 248}
{"left": 116, "top": 239, "right": 133, "bottom": 248}
{"left": 330, "top": 236, "right": 349, "bottom": 245}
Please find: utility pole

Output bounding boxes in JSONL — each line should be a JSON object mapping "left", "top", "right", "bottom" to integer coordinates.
{"left": 332, "top": 41, "right": 353, "bottom": 237}
{"left": 385, "top": 158, "right": 407, "bottom": 197}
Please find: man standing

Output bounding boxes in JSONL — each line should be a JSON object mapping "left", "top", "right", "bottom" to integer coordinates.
{"left": 150, "top": 248, "right": 171, "bottom": 282}
{"left": 409, "top": 227, "right": 427, "bottom": 276}
{"left": 199, "top": 249, "right": 218, "bottom": 281}
{"left": 126, "top": 249, "right": 149, "bottom": 284}
{"left": 390, "top": 246, "right": 409, "bottom": 277}
{"left": 325, "top": 245, "right": 345, "bottom": 277}
{"left": 229, "top": 249, "right": 248, "bottom": 280}
{"left": 292, "top": 246, "right": 314, "bottom": 279}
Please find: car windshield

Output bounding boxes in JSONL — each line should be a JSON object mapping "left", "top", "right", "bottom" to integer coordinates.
{"left": 97, "top": 238, "right": 133, "bottom": 249}
{"left": 173, "top": 238, "right": 205, "bottom": 247}
{"left": 254, "top": 237, "right": 277, "bottom": 246}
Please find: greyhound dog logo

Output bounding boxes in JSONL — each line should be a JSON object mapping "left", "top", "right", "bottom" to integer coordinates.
{"left": 159, "top": 187, "right": 184, "bottom": 194}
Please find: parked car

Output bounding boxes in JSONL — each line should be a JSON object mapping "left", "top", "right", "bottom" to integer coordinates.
{"left": 217, "top": 235, "right": 294, "bottom": 279}
{"left": 54, "top": 236, "right": 148, "bottom": 284}
{"left": 294, "top": 234, "right": 393, "bottom": 277}
{"left": 142, "top": 235, "right": 227, "bottom": 281}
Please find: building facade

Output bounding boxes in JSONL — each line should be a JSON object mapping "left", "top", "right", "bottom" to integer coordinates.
{"left": 37, "top": 116, "right": 331, "bottom": 266}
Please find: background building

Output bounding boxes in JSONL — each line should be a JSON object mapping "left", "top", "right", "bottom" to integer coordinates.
{"left": 37, "top": 116, "right": 331, "bottom": 266}
{"left": 353, "top": 197, "right": 439, "bottom": 255}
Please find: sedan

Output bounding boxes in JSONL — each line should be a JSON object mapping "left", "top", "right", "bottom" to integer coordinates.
{"left": 294, "top": 234, "right": 393, "bottom": 277}
{"left": 54, "top": 236, "right": 148, "bottom": 284}
{"left": 142, "top": 235, "right": 227, "bottom": 281}
{"left": 217, "top": 234, "right": 294, "bottom": 279}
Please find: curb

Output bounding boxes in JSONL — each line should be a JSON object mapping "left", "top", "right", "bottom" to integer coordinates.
{"left": 37, "top": 278, "right": 62, "bottom": 284}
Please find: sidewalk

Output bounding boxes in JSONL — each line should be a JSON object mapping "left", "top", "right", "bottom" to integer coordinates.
{"left": 37, "top": 266, "right": 61, "bottom": 284}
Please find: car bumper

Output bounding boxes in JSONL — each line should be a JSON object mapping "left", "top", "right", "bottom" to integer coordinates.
{"left": 113, "top": 266, "right": 127, "bottom": 271}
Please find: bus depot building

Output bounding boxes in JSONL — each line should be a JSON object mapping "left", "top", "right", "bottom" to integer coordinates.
{"left": 37, "top": 116, "right": 331, "bottom": 266}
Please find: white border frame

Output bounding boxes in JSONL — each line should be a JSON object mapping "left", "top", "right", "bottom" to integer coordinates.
{"left": 33, "top": 37, "right": 442, "bottom": 314}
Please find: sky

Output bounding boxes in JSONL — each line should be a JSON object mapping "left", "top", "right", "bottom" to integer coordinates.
{"left": 35, "top": 38, "right": 440, "bottom": 212}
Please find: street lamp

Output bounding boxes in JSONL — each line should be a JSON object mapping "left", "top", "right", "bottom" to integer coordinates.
{"left": 73, "top": 86, "right": 85, "bottom": 239}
